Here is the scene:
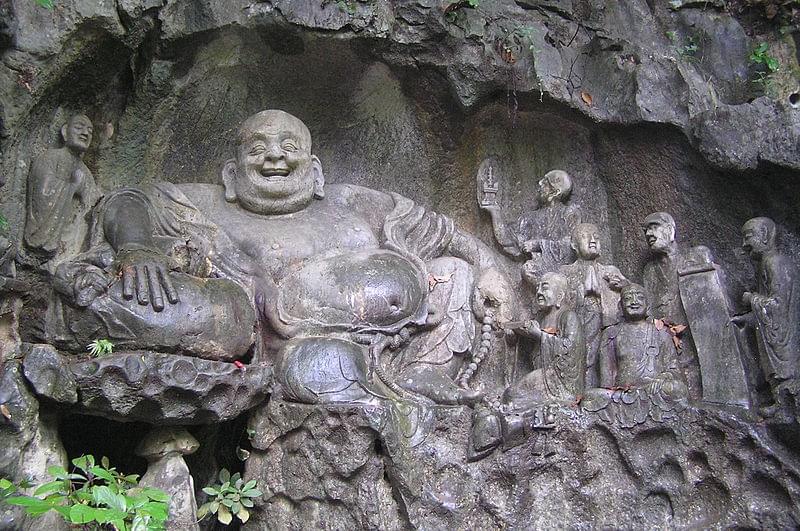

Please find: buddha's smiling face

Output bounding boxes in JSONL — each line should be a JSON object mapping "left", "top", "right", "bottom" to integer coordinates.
{"left": 225, "top": 110, "right": 323, "bottom": 215}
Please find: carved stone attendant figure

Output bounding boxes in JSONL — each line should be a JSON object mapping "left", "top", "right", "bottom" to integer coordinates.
{"left": 48, "top": 110, "right": 514, "bottom": 407}
{"left": 25, "top": 114, "right": 100, "bottom": 264}
{"left": 641, "top": 212, "right": 701, "bottom": 397}
{"left": 737, "top": 217, "right": 800, "bottom": 411}
{"left": 557, "top": 223, "right": 627, "bottom": 387}
{"left": 599, "top": 284, "right": 688, "bottom": 400}
{"left": 517, "top": 170, "right": 580, "bottom": 276}
{"left": 503, "top": 272, "right": 586, "bottom": 409}
{"left": 478, "top": 164, "right": 579, "bottom": 276}
{"left": 583, "top": 284, "right": 689, "bottom": 426}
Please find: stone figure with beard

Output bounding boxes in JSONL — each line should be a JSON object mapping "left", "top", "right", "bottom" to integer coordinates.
{"left": 47, "top": 110, "right": 515, "bottom": 407}
{"left": 641, "top": 212, "right": 702, "bottom": 398}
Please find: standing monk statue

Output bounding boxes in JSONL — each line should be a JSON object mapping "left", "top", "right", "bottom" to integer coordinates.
{"left": 25, "top": 114, "right": 100, "bottom": 265}
{"left": 736, "top": 217, "right": 799, "bottom": 414}
{"left": 558, "top": 223, "right": 628, "bottom": 387}
{"left": 641, "top": 212, "right": 701, "bottom": 398}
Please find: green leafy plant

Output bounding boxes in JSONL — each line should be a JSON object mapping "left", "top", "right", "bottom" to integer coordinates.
{"left": 0, "top": 212, "right": 8, "bottom": 231}
{"left": 334, "top": 0, "right": 357, "bottom": 14}
{"left": 750, "top": 42, "right": 780, "bottom": 86}
{"left": 87, "top": 339, "right": 114, "bottom": 357}
{"left": 33, "top": 0, "right": 54, "bottom": 8}
{"left": 444, "top": 0, "right": 479, "bottom": 22}
{"left": 197, "top": 469, "right": 262, "bottom": 525}
{"left": 678, "top": 36, "right": 699, "bottom": 58}
{"left": 1, "top": 455, "right": 169, "bottom": 531}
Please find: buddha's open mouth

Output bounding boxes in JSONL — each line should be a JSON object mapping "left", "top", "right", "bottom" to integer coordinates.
{"left": 260, "top": 168, "right": 290, "bottom": 178}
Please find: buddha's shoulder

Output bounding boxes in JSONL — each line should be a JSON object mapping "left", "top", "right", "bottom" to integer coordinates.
{"left": 324, "top": 183, "right": 395, "bottom": 210}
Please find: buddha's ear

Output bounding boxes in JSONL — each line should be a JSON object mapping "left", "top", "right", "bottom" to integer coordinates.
{"left": 221, "top": 158, "right": 238, "bottom": 203}
{"left": 311, "top": 155, "right": 325, "bottom": 199}
{"left": 667, "top": 223, "right": 676, "bottom": 242}
{"left": 60, "top": 124, "right": 68, "bottom": 143}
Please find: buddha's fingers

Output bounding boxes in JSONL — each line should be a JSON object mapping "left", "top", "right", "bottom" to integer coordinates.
{"left": 158, "top": 265, "right": 180, "bottom": 304}
{"left": 135, "top": 265, "right": 149, "bottom": 306}
{"left": 122, "top": 266, "right": 135, "bottom": 300}
{"left": 146, "top": 265, "right": 164, "bottom": 312}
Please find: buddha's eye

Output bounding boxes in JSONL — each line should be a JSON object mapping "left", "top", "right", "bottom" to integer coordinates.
{"left": 249, "top": 145, "right": 266, "bottom": 156}
{"left": 281, "top": 141, "right": 298, "bottom": 152}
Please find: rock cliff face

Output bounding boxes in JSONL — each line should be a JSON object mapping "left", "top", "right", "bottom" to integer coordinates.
{"left": 244, "top": 402, "right": 800, "bottom": 529}
{"left": 0, "top": 1, "right": 799, "bottom": 529}
{"left": 1, "top": 0, "right": 798, "bottom": 285}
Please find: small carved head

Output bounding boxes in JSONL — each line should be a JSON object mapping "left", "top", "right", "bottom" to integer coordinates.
{"left": 535, "top": 272, "right": 569, "bottom": 311}
{"left": 620, "top": 283, "right": 649, "bottom": 321}
{"left": 537, "top": 170, "right": 572, "bottom": 205}
{"left": 642, "top": 212, "right": 675, "bottom": 254}
{"left": 570, "top": 222, "right": 601, "bottom": 260}
{"left": 742, "top": 217, "right": 776, "bottom": 259}
{"left": 61, "top": 114, "right": 93, "bottom": 153}
{"left": 222, "top": 110, "right": 324, "bottom": 215}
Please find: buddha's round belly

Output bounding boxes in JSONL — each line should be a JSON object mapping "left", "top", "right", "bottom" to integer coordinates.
{"left": 277, "top": 250, "right": 428, "bottom": 332}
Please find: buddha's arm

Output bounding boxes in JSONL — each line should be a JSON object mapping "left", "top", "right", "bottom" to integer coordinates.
{"left": 599, "top": 331, "right": 617, "bottom": 388}
{"left": 447, "top": 228, "right": 515, "bottom": 323}
{"left": 481, "top": 205, "right": 523, "bottom": 259}
{"left": 102, "top": 189, "right": 179, "bottom": 310}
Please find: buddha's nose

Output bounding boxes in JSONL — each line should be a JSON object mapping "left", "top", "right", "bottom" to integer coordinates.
{"left": 264, "top": 145, "right": 283, "bottom": 162}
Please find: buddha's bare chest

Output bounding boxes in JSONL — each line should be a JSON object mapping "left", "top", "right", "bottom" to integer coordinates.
{"left": 211, "top": 205, "right": 380, "bottom": 272}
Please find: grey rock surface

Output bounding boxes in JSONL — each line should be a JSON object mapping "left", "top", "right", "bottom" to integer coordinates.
{"left": 137, "top": 427, "right": 200, "bottom": 531}
{"left": 0, "top": 362, "right": 68, "bottom": 531}
{"left": 69, "top": 352, "right": 271, "bottom": 424}
{"left": 244, "top": 400, "right": 800, "bottom": 529}
{"left": 0, "top": 1, "right": 798, "bottom": 529}
{"left": 22, "top": 344, "right": 78, "bottom": 404}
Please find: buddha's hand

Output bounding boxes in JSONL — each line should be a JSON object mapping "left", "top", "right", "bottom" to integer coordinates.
{"left": 73, "top": 266, "right": 109, "bottom": 307}
{"left": 520, "top": 239, "right": 542, "bottom": 254}
{"left": 645, "top": 373, "right": 674, "bottom": 395}
{"left": 521, "top": 319, "right": 542, "bottom": 339}
{"left": 70, "top": 167, "right": 85, "bottom": 185}
{"left": 115, "top": 247, "right": 179, "bottom": 311}
{"left": 472, "top": 267, "right": 515, "bottom": 327}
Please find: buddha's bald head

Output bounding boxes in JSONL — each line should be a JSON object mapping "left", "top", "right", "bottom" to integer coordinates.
{"left": 223, "top": 110, "right": 323, "bottom": 215}
{"left": 742, "top": 217, "right": 776, "bottom": 260}
{"left": 237, "top": 110, "right": 312, "bottom": 152}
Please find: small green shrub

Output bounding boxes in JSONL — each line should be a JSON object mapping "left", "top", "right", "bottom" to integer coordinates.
{"left": 197, "top": 469, "right": 262, "bottom": 525}
{"left": 33, "top": 0, "right": 54, "bottom": 8}
{"left": 87, "top": 339, "right": 114, "bottom": 357}
{"left": 678, "top": 36, "right": 699, "bottom": 58}
{"left": 750, "top": 42, "right": 780, "bottom": 86}
{"left": 1, "top": 455, "right": 169, "bottom": 531}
